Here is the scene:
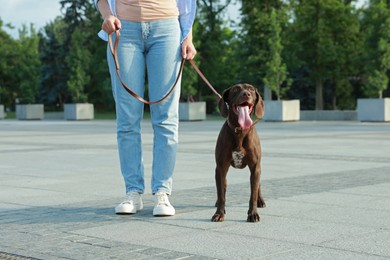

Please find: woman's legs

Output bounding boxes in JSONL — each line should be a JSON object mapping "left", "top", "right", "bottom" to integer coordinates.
{"left": 107, "top": 21, "right": 146, "bottom": 194}
{"left": 145, "top": 19, "right": 182, "bottom": 195}
{"left": 107, "top": 18, "right": 181, "bottom": 199}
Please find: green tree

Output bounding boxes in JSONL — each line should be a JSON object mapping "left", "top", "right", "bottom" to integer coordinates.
{"left": 65, "top": 27, "right": 91, "bottom": 103}
{"left": 60, "top": 0, "right": 89, "bottom": 29}
{"left": 290, "top": 0, "right": 360, "bottom": 110}
{"left": 60, "top": 0, "right": 114, "bottom": 110}
{"left": 181, "top": 21, "right": 201, "bottom": 102}
{"left": 39, "top": 0, "right": 113, "bottom": 110}
{"left": 263, "top": 9, "right": 290, "bottom": 100}
{"left": 196, "top": 0, "right": 238, "bottom": 103}
{"left": 361, "top": 0, "right": 390, "bottom": 98}
{"left": 0, "top": 20, "right": 40, "bottom": 108}
{"left": 0, "top": 19, "right": 17, "bottom": 108}
{"left": 329, "top": 1, "right": 361, "bottom": 109}
{"left": 82, "top": 0, "right": 114, "bottom": 111}
{"left": 60, "top": 0, "right": 93, "bottom": 104}
{"left": 16, "top": 24, "right": 41, "bottom": 104}
{"left": 239, "top": 0, "right": 288, "bottom": 93}
{"left": 39, "top": 17, "right": 69, "bottom": 107}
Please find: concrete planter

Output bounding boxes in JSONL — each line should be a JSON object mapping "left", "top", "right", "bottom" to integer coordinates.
{"left": 0, "top": 105, "right": 4, "bottom": 119}
{"left": 179, "top": 102, "right": 206, "bottom": 121}
{"left": 357, "top": 98, "right": 390, "bottom": 122}
{"left": 64, "top": 103, "right": 94, "bottom": 120}
{"left": 16, "top": 104, "right": 44, "bottom": 120}
{"left": 262, "top": 100, "right": 300, "bottom": 122}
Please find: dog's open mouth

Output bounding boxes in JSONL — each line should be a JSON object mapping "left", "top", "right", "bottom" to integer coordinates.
{"left": 233, "top": 102, "right": 253, "bottom": 129}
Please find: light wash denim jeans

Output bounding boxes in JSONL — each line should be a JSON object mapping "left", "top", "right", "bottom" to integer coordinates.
{"left": 107, "top": 18, "right": 182, "bottom": 195}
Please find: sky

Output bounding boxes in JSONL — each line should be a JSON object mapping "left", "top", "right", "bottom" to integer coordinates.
{"left": 0, "top": 0, "right": 64, "bottom": 37}
{"left": 0, "top": 0, "right": 367, "bottom": 39}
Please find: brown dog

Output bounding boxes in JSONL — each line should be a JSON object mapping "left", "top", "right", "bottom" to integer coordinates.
{"left": 212, "top": 83, "right": 265, "bottom": 222}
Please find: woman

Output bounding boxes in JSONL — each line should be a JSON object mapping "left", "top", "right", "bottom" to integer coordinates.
{"left": 94, "top": 0, "right": 197, "bottom": 216}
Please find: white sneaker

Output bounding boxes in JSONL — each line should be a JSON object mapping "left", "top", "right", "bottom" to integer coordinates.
{"left": 115, "top": 192, "right": 143, "bottom": 214}
{"left": 153, "top": 192, "right": 175, "bottom": 216}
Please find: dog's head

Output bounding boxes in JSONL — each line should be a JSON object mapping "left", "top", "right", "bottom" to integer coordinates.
{"left": 218, "top": 84, "right": 264, "bottom": 129}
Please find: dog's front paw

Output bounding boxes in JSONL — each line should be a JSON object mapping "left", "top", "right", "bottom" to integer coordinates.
{"left": 247, "top": 212, "right": 260, "bottom": 222}
{"left": 212, "top": 212, "right": 225, "bottom": 222}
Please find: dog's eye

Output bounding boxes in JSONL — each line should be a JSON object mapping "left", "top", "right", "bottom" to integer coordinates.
{"left": 232, "top": 88, "right": 241, "bottom": 94}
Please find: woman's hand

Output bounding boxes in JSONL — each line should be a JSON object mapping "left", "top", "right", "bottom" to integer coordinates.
{"left": 98, "top": 0, "right": 121, "bottom": 35}
{"left": 182, "top": 30, "right": 197, "bottom": 60}
{"left": 102, "top": 15, "right": 121, "bottom": 35}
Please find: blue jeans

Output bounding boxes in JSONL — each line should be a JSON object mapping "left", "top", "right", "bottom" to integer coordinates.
{"left": 107, "top": 19, "right": 182, "bottom": 195}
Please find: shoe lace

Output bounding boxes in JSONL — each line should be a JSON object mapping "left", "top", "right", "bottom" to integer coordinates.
{"left": 123, "top": 192, "right": 138, "bottom": 204}
{"left": 155, "top": 193, "right": 169, "bottom": 206}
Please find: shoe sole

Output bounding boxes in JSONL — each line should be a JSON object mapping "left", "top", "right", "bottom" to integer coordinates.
{"left": 153, "top": 208, "right": 175, "bottom": 216}
{"left": 115, "top": 204, "right": 143, "bottom": 215}
{"left": 115, "top": 209, "right": 138, "bottom": 214}
{"left": 153, "top": 214, "right": 175, "bottom": 217}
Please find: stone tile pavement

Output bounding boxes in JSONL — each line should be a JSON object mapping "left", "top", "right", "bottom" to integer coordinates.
{"left": 0, "top": 119, "right": 390, "bottom": 259}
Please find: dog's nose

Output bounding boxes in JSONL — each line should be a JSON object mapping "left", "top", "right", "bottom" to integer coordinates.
{"left": 242, "top": 91, "right": 251, "bottom": 98}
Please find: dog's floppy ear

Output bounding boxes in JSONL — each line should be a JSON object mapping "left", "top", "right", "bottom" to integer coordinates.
{"left": 254, "top": 90, "right": 264, "bottom": 119}
{"left": 218, "top": 88, "right": 230, "bottom": 117}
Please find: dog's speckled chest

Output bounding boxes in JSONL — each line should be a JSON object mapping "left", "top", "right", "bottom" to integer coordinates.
{"left": 232, "top": 150, "right": 245, "bottom": 168}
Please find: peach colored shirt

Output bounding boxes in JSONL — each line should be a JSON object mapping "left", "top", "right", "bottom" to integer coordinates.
{"left": 116, "top": 0, "right": 179, "bottom": 22}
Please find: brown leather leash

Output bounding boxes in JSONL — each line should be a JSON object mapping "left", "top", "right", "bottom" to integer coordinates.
{"left": 108, "top": 31, "right": 222, "bottom": 105}
{"left": 188, "top": 58, "right": 222, "bottom": 100}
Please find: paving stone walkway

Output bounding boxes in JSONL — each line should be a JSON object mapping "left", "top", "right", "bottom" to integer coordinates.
{"left": 0, "top": 119, "right": 389, "bottom": 259}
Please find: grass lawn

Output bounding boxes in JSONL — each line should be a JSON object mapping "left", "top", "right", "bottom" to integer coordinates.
{"left": 94, "top": 111, "right": 117, "bottom": 120}
{"left": 3, "top": 111, "right": 16, "bottom": 119}
{"left": 2, "top": 110, "right": 223, "bottom": 121}
{"left": 94, "top": 111, "right": 153, "bottom": 120}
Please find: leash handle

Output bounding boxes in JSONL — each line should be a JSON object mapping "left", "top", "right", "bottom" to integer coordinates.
{"left": 108, "top": 31, "right": 120, "bottom": 70}
{"left": 108, "top": 31, "right": 185, "bottom": 105}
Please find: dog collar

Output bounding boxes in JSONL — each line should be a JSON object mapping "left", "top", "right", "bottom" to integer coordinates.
{"left": 227, "top": 119, "right": 247, "bottom": 134}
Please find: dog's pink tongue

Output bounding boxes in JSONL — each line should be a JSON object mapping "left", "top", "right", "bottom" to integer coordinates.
{"left": 238, "top": 106, "right": 252, "bottom": 129}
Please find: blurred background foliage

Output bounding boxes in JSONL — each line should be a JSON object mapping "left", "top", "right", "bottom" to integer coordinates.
{"left": 0, "top": 0, "right": 389, "bottom": 113}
